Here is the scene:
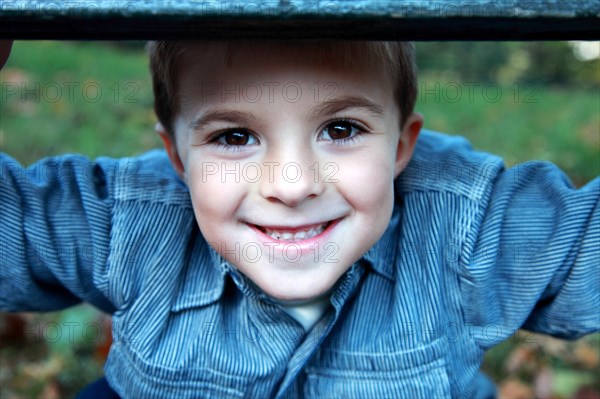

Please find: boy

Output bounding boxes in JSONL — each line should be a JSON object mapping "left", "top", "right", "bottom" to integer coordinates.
{"left": 1, "top": 41, "right": 598, "bottom": 398}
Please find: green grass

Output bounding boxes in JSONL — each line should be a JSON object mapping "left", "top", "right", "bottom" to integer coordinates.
{"left": 1, "top": 41, "right": 161, "bottom": 163}
{"left": 415, "top": 74, "right": 599, "bottom": 186}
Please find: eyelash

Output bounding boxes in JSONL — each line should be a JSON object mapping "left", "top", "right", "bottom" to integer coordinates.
{"left": 207, "top": 118, "right": 369, "bottom": 152}
{"left": 319, "top": 118, "right": 369, "bottom": 145}
{"left": 209, "top": 126, "right": 255, "bottom": 153}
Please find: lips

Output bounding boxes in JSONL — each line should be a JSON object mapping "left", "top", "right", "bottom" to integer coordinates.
{"left": 252, "top": 221, "right": 333, "bottom": 242}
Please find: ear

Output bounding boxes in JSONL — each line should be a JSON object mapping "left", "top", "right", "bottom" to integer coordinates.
{"left": 394, "top": 112, "right": 423, "bottom": 178}
{"left": 156, "top": 122, "right": 186, "bottom": 181}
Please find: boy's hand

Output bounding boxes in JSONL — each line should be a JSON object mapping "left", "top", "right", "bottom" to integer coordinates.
{"left": 0, "top": 41, "right": 13, "bottom": 70}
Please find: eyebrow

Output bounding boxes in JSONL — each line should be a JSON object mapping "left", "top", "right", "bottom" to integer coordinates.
{"left": 189, "top": 95, "right": 386, "bottom": 131}
{"left": 189, "top": 109, "right": 260, "bottom": 131}
{"left": 308, "top": 95, "right": 386, "bottom": 120}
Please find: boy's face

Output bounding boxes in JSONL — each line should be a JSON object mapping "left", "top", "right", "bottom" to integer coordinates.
{"left": 160, "top": 43, "right": 422, "bottom": 302}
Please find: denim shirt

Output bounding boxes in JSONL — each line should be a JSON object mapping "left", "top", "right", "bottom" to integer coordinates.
{"left": 2, "top": 130, "right": 599, "bottom": 398}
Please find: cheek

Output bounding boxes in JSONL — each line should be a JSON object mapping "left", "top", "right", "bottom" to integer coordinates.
{"left": 185, "top": 160, "right": 242, "bottom": 230}
{"left": 336, "top": 150, "right": 395, "bottom": 218}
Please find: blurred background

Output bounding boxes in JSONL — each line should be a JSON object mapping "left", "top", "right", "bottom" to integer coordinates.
{"left": 0, "top": 41, "right": 598, "bottom": 398}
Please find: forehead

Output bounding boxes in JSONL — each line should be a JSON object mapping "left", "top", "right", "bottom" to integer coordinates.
{"left": 174, "top": 41, "right": 396, "bottom": 95}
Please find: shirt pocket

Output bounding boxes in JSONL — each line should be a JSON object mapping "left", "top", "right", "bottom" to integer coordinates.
{"left": 304, "top": 338, "right": 451, "bottom": 398}
{"left": 107, "top": 337, "right": 250, "bottom": 399}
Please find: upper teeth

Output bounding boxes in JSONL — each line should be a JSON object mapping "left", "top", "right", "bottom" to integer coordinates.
{"left": 264, "top": 223, "right": 327, "bottom": 241}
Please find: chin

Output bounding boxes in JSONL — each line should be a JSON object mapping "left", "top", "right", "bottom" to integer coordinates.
{"left": 259, "top": 276, "right": 335, "bottom": 302}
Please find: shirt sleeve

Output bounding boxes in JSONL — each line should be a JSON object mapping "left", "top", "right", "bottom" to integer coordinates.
{"left": 464, "top": 161, "right": 599, "bottom": 344}
{"left": 1, "top": 153, "right": 118, "bottom": 313}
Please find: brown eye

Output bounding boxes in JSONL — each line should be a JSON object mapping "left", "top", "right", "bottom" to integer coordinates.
{"left": 224, "top": 131, "right": 250, "bottom": 145}
{"left": 216, "top": 130, "right": 257, "bottom": 147}
{"left": 327, "top": 123, "right": 353, "bottom": 140}
{"left": 321, "top": 120, "right": 364, "bottom": 142}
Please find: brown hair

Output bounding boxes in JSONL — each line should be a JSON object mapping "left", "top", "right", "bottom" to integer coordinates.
{"left": 146, "top": 41, "right": 417, "bottom": 137}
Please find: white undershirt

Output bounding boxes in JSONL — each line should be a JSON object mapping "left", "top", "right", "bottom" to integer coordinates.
{"left": 276, "top": 296, "right": 330, "bottom": 331}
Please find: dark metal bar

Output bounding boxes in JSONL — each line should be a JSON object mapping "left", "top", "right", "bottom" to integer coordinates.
{"left": 0, "top": 0, "right": 598, "bottom": 40}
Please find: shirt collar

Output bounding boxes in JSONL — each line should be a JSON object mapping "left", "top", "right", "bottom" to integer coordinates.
{"left": 362, "top": 189, "right": 402, "bottom": 281}
{"left": 170, "top": 228, "right": 226, "bottom": 312}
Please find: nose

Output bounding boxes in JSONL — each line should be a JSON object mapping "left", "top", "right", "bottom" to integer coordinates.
{"left": 259, "top": 150, "right": 326, "bottom": 207}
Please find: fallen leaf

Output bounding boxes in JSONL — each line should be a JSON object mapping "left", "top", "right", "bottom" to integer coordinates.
{"left": 499, "top": 379, "right": 534, "bottom": 399}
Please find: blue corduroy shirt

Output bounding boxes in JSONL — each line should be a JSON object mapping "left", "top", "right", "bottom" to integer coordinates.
{"left": 2, "top": 130, "right": 598, "bottom": 398}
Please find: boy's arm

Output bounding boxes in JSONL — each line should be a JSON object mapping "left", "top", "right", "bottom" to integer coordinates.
{"left": 1, "top": 152, "right": 118, "bottom": 313}
{"left": 464, "top": 161, "right": 599, "bottom": 343}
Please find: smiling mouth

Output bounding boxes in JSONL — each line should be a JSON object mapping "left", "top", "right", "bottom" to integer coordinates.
{"left": 252, "top": 221, "right": 334, "bottom": 241}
